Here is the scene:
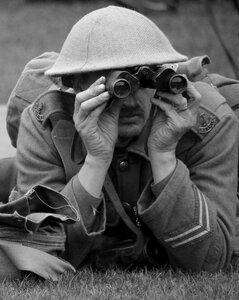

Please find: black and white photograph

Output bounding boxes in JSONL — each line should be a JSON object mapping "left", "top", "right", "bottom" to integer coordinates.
{"left": 0, "top": 0, "right": 239, "bottom": 299}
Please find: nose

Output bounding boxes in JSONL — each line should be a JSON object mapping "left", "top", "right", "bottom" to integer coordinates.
{"left": 122, "top": 94, "right": 138, "bottom": 107}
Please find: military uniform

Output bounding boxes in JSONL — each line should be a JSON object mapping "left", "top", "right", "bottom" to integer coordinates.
{"left": 13, "top": 80, "right": 239, "bottom": 272}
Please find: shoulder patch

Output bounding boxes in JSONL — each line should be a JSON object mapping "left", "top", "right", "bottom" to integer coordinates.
{"left": 32, "top": 90, "right": 75, "bottom": 126}
{"left": 33, "top": 101, "right": 44, "bottom": 123}
{"left": 190, "top": 81, "right": 226, "bottom": 139}
{"left": 192, "top": 105, "right": 219, "bottom": 139}
{"left": 198, "top": 110, "right": 218, "bottom": 134}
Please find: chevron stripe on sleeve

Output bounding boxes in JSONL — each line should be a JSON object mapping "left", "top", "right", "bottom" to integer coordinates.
{"left": 164, "top": 188, "right": 211, "bottom": 248}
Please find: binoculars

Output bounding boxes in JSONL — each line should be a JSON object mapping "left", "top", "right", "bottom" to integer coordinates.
{"left": 105, "top": 65, "right": 187, "bottom": 99}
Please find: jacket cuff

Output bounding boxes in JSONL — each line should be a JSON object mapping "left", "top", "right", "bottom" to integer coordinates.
{"left": 151, "top": 166, "right": 176, "bottom": 198}
{"left": 138, "top": 159, "right": 187, "bottom": 221}
{"left": 61, "top": 175, "right": 105, "bottom": 236}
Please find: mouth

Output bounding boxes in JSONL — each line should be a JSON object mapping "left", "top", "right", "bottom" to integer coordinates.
{"left": 119, "top": 106, "right": 142, "bottom": 116}
{"left": 119, "top": 112, "right": 143, "bottom": 124}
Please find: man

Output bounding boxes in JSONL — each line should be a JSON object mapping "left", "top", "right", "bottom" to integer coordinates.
{"left": 10, "top": 6, "right": 239, "bottom": 274}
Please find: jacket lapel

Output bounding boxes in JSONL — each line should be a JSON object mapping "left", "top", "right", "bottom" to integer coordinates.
{"left": 51, "top": 119, "right": 81, "bottom": 181}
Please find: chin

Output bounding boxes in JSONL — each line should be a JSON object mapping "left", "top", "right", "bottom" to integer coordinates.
{"left": 118, "top": 124, "right": 144, "bottom": 138}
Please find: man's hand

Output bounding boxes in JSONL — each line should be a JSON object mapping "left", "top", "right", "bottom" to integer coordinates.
{"left": 147, "top": 81, "right": 201, "bottom": 183}
{"left": 148, "top": 81, "right": 201, "bottom": 153}
{"left": 73, "top": 76, "right": 122, "bottom": 166}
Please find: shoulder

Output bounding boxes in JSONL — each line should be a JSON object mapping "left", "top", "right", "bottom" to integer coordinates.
{"left": 18, "top": 90, "right": 76, "bottom": 156}
{"left": 192, "top": 81, "right": 238, "bottom": 139}
{"left": 202, "top": 73, "right": 239, "bottom": 110}
{"left": 30, "top": 89, "right": 75, "bottom": 127}
{"left": 193, "top": 81, "right": 226, "bottom": 111}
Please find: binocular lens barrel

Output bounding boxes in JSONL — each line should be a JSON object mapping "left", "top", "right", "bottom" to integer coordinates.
{"left": 111, "top": 79, "right": 131, "bottom": 98}
{"left": 169, "top": 74, "right": 187, "bottom": 94}
{"left": 106, "top": 68, "right": 188, "bottom": 99}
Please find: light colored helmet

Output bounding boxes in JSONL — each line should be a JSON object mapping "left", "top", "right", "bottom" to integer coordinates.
{"left": 46, "top": 6, "right": 187, "bottom": 77}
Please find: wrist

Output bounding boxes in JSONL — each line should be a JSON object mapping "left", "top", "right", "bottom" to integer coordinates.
{"left": 78, "top": 154, "right": 111, "bottom": 198}
{"left": 149, "top": 150, "right": 177, "bottom": 184}
{"left": 85, "top": 153, "right": 112, "bottom": 169}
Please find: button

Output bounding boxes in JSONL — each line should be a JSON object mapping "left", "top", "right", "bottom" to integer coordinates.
{"left": 119, "top": 160, "right": 129, "bottom": 171}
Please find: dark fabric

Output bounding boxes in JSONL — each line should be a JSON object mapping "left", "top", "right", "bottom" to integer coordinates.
{"left": 0, "top": 157, "right": 17, "bottom": 203}
{"left": 0, "top": 184, "right": 78, "bottom": 279}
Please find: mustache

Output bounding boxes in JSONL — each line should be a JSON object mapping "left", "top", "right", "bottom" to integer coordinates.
{"left": 119, "top": 106, "right": 144, "bottom": 117}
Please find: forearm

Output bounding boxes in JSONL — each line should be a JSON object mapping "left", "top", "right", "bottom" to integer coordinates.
{"left": 61, "top": 174, "right": 106, "bottom": 235}
{"left": 17, "top": 108, "right": 106, "bottom": 236}
{"left": 78, "top": 154, "right": 110, "bottom": 198}
{"left": 138, "top": 160, "right": 235, "bottom": 272}
{"left": 149, "top": 150, "right": 177, "bottom": 184}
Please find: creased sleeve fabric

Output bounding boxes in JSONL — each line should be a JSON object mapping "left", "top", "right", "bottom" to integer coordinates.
{"left": 138, "top": 103, "right": 239, "bottom": 272}
{"left": 16, "top": 106, "right": 106, "bottom": 238}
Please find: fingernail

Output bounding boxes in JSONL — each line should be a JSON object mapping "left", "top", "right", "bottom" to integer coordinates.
{"left": 102, "top": 91, "right": 110, "bottom": 98}
{"left": 98, "top": 84, "right": 105, "bottom": 91}
{"left": 99, "top": 76, "right": 106, "bottom": 82}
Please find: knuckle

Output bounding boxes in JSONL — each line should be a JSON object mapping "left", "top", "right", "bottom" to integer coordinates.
{"left": 94, "top": 92, "right": 110, "bottom": 106}
{"left": 76, "top": 122, "right": 86, "bottom": 136}
{"left": 188, "top": 85, "right": 202, "bottom": 101}
{"left": 195, "top": 91, "right": 202, "bottom": 101}
{"left": 98, "top": 92, "right": 108, "bottom": 102}
{"left": 89, "top": 87, "right": 98, "bottom": 97}
{"left": 181, "top": 97, "right": 188, "bottom": 106}
{"left": 75, "top": 92, "right": 85, "bottom": 103}
{"left": 89, "top": 85, "right": 104, "bottom": 97}
{"left": 80, "top": 102, "right": 88, "bottom": 112}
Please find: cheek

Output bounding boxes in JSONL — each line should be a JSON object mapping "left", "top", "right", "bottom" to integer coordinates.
{"left": 137, "top": 89, "right": 153, "bottom": 114}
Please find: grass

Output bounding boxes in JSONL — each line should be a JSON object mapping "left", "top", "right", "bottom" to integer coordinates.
{"left": 1, "top": 267, "right": 239, "bottom": 300}
{"left": 0, "top": 0, "right": 239, "bottom": 298}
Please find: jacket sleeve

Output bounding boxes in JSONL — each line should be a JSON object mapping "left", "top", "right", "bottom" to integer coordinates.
{"left": 16, "top": 106, "right": 105, "bottom": 237}
{"left": 137, "top": 102, "right": 239, "bottom": 272}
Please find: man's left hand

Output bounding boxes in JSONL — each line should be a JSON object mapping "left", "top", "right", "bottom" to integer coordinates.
{"left": 147, "top": 81, "right": 201, "bottom": 155}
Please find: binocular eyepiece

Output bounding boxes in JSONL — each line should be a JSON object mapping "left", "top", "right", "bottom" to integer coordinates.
{"left": 105, "top": 65, "right": 187, "bottom": 99}
{"left": 105, "top": 71, "right": 140, "bottom": 99}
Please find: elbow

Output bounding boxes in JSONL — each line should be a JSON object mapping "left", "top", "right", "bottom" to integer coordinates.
{"left": 201, "top": 235, "right": 233, "bottom": 273}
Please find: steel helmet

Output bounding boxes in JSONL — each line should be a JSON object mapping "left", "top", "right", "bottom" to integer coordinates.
{"left": 46, "top": 6, "right": 187, "bottom": 77}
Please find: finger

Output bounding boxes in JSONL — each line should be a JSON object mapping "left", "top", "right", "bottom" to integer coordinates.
{"left": 152, "top": 95, "right": 188, "bottom": 112}
{"left": 151, "top": 98, "right": 177, "bottom": 117}
{"left": 151, "top": 94, "right": 198, "bottom": 120}
{"left": 74, "top": 100, "right": 108, "bottom": 130}
{"left": 89, "top": 76, "right": 106, "bottom": 88}
{"left": 154, "top": 91, "right": 188, "bottom": 111}
{"left": 76, "top": 82, "right": 106, "bottom": 105}
{"left": 74, "top": 76, "right": 106, "bottom": 109}
{"left": 74, "top": 80, "right": 107, "bottom": 115}
{"left": 80, "top": 91, "right": 110, "bottom": 112}
{"left": 75, "top": 91, "right": 111, "bottom": 121}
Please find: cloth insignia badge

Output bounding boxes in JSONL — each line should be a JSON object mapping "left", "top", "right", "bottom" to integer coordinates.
{"left": 33, "top": 102, "right": 44, "bottom": 123}
{"left": 198, "top": 112, "right": 217, "bottom": 134}
{"left": 192, "top": 107, "right": 219, "bottom": 138}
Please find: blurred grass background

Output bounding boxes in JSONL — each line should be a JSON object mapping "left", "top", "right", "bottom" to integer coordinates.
{"left": 0, "top": 0, "right": 238, "bottom": 105}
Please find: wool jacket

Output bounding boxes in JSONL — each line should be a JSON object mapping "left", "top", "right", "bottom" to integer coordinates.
{"left": 14, "top": 81, "right": 239, "bottom": 272}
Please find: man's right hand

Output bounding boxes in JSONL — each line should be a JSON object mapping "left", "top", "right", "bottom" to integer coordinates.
{"left": 73, "top": 76, "right": 122, "bottom": 166}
